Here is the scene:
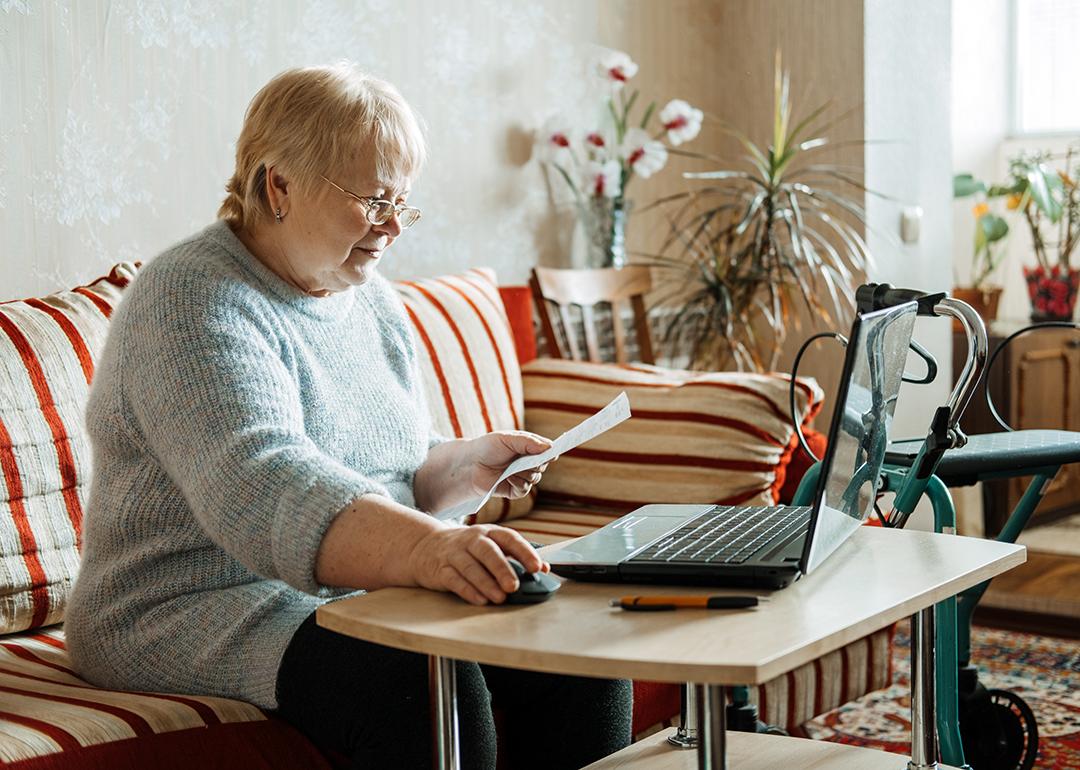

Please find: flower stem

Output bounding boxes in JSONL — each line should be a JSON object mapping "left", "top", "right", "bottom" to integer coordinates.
{"left": 1024, "top": 204, "right": 1050, "bottom": 271}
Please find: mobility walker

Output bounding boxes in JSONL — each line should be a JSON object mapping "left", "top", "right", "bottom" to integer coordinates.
{"left": 668, "top": 284, "right": 1080, "bottom": 770}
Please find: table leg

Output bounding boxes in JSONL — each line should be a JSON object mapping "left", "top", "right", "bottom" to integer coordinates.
{"left": 428, "top": 655, "right": 460, "bottom": 770}
{"left": 694, "top": 684, "right": 726, "bottom": 770}
{"left": 908, "top": 608, "right": 938, "bottom": 770}
{"left": 668, "top": 682, "right": 698, "bottom": 748}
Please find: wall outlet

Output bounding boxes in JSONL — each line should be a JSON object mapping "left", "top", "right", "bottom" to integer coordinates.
{"left": 901, "top": 205, "right": 923, "bottom": 244}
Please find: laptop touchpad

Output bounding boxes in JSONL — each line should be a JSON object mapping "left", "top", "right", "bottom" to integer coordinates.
{"left": 549, "top": 506, "right": 711, "bottom": 564}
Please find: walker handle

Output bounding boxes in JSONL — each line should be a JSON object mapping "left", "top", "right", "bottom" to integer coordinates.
{"left": 884, "top": 296, "right": 986, "bottom": 529}
{"left": 856, "top": 284, "right": 987, "bottom": 437}
{"left": 931, "top": 297, "right": 988, "bottom": 436}
{"left": 856, "top": 283, "right": 947, "bottom": 317}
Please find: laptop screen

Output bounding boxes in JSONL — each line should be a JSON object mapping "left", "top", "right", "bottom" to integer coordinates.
{"left": 800, "top": 302, "right": 918, "bottom": 574}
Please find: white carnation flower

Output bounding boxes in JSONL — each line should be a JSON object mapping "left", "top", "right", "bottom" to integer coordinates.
{"left": 621, "top": 128, "right": 668, "bottom": 179}
{"left": 659, "top": 99, "right": 704, "bottom": 146}
{"left": 536, "top": 115, "right": 575, "bottom": 163}
{"left": 595, "top": 50, "right": 638, "bottom": 90}
{"left": 584, "top": 159, "right": 622, "bottom": 198}
{"left": 585, "top": 131, "right": 608, "bottom": 151}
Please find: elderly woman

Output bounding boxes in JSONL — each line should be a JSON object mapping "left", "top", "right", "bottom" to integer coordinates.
{"left": 66, "top": 63, "right": 631, "bottom": 769}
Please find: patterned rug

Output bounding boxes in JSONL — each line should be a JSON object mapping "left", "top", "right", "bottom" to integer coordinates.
{"left": 805, "top": 625, "right": 1080, "bottom": 768}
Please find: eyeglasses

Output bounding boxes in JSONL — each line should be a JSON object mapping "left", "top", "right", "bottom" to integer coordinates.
{"left": 320, "top": 175, "right": 422, "bottom": 229}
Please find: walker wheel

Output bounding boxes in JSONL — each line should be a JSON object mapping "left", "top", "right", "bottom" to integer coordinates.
{"left": 959, "top": 687, "right": 1039, "bottom": 770}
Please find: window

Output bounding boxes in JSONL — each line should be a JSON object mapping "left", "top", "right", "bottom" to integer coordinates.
{"left": 1012, "top": 0, "right": 1080, "bottom": 134}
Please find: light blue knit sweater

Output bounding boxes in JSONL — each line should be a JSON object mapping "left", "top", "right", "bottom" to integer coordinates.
{"left": 67, "top": 220, "right": 437, "bottom": 709}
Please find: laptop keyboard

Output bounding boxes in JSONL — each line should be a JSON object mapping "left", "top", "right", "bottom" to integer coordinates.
{"left": 628, "top": 505, "right": 812, "bottom": 565}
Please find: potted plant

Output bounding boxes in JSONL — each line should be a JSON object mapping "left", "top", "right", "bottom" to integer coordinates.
{"left": 952, "top": 172, "right": 1008, "bottom": 329}
{"left": 957, "top": 147, "right": 1080, "bottom": 322}
{"left": 959, "top": 146, "right": 1075, "bottom": 321}
{"left": 639, "top": 54, "right": 871, "bottom": 371}
{"left": 536, "top": 50, "right": 703, "bottom": 269}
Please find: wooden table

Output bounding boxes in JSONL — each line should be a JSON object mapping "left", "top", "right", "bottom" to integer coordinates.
{"left": 582, "top": 728, "right": 964, "bottom": 769}
{"left": 317, "top": 527, "right": 1024, "bottom": 769}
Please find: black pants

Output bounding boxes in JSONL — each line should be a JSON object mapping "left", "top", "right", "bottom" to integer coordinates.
{"left": 274, "top": 612, "right": 633, "bottom": 769}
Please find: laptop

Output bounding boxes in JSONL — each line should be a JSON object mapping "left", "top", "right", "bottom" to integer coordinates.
{"left": 548, "top": 302, "right": 919, "bottom": 590}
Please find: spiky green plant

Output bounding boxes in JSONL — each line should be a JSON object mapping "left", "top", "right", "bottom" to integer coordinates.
{"left": 640, "top": 53, "right": 873, "bottom": 371}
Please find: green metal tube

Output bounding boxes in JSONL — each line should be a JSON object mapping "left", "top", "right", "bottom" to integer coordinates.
{"left": 997, "top": 472, "right": 1055, "bottom": 545}
{"left": 892, "top": 443, "right": 933, "bottom": 514}
{"left": 923, "top": 474, "right": 965, "bottom": 768}
{"left": 954, "top": 471, "right": 1058, "bottom": 654}
{"left": 791, "top": 463, "right": 821, "bottom": 506}
{"left": 880, "top": 468, "right": 967, "bottom": 767}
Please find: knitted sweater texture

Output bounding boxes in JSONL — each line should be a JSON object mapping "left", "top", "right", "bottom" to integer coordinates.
{"left": 66, "top": 220, "right": 436, "bottom": 709}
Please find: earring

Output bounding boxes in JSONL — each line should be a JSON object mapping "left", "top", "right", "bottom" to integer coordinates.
{"left": 275, "top": 208, "right": 284, "bottom": 223}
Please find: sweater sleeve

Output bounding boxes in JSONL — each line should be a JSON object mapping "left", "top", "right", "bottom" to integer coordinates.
{"left": 370, "top": 276, "right": 450, "bottom": 452}
{"left": 118, "top": 271, "right": 389, "bottom": 595}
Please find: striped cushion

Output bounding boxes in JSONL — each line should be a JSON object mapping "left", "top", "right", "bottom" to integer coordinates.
{"left": 0, "top": 628, "right": 332, "bottom": 766}
{"left": 753, "top": 624, "right": 895, "bottom": 731}
{"left": 395, "top": 269, "right": 536, "bottom": 524}
{"left": 506, "top": 503, "right": 627, "bottom": 546}
{"left": 522, "top": 358, "right": 824, "bottom": 512}
{"left": 0, "top": 265, "right": 139, "bottom": 635}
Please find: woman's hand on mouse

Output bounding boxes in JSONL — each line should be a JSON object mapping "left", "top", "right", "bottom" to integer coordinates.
{"left": 466, "top": 430, "right": 554, "bottom": 499}
{"left": 407, "top": 523, "right": 548, "bottom": 605}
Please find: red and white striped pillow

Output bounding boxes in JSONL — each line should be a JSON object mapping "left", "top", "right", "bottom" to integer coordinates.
{"left": 521, "top": 358, "right": 824, "bottom": 512}
{"left": 0, "top": 264, "right": 139, "bottom": 634}
{"left": 394, "top": 268, "right": 535, "bottom": 523}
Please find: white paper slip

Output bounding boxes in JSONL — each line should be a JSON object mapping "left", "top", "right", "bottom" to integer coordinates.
{"left": 434, "top": 391, "right": 631, "bottom": 522}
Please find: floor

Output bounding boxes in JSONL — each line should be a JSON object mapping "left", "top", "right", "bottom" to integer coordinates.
{"left": 809, "top": 514, "right": 1080, "bottom": 765}
{"left": 978, "top": 546, "right": 1080, "bottom": 638}
{"left": 806, "top": 624, "right": 1079, "bottom": 768}
{"left": 1016, "top": 511, "right": 1080, "bottom": 558}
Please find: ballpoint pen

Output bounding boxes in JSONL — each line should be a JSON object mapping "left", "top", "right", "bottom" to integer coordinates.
{"left": 610, "top": 595, "right": 765, "bottom": 611}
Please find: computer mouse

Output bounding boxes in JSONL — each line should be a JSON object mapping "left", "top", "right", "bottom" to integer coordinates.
{"left": 504, "top": 558, "right": 560, "bottom": 604}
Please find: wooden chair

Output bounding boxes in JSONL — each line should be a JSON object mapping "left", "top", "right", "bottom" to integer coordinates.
{"left": 529, "top": 266, "right": 655, "bottom": 364}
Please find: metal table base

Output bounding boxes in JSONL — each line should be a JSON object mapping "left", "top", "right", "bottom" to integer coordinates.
{"left": 427, "top": 607, "right": 939, "bottom": 769}
{"left": 631, "top": 608, "right": 940, "bottom": 769}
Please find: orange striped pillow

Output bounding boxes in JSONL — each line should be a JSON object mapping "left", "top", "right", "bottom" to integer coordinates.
{"left": 521, "top": 358, "right": 824, "bottom": 513}
{"left": 394, "top": 269, "right": 535, "bottom": 523}
{"left": 0, "top": 264, "right": 139, "bottom": 634}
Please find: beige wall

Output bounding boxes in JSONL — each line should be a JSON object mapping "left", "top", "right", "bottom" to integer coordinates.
{"left": 4, "top": 1, "right": 925, "bottom": 430}
{"left": 1, "top": 1, "right": 605, "bottom": 297}
{"left": 598, "top": 0, "right": 865, "bottom": 423}
{"left": 2, "top": 1, "right": 865, "bottom": 303}
{"left": 591, "top": 0, "right": 865, "bottom": 256}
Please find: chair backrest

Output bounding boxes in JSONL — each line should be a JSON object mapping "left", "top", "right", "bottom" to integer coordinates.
{"left": 529, "top": 266, "right": 655, "bottom": 364}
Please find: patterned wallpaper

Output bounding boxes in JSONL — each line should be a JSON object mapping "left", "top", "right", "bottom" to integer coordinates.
{"left": 0, "top": 1, "right": 622, "bottom": 298}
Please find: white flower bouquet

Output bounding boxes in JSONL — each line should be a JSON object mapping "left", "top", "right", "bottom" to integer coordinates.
{"left": 537, "top": 49, "right": 703, "bottom": 267}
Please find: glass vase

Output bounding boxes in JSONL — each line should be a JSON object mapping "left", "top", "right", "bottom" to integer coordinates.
{"left": 580, "top": 196, "right": 630, "bottom": 269}
{"left": 1023, "top": 265, "right": 1080, "bottom": 322}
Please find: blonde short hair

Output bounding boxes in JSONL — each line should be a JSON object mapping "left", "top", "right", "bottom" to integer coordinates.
{"left": 219, "top": 63, "right": 426, "bottom": 229}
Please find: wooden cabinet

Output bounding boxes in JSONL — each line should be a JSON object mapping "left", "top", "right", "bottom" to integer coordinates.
{"left": 953, "top": 322, "right": 1080, "bottom": 534}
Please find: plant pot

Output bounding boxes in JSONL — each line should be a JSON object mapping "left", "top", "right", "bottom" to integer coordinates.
{"left": 1022, "top": 266, "right": 1080, "bottom": 322}
{"left": 951, "top": 286, "right": 1003, "bottom": 333}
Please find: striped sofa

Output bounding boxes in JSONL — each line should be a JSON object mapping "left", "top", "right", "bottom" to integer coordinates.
{"left": 0, "top": 264, "right": 892, "bottom": 768}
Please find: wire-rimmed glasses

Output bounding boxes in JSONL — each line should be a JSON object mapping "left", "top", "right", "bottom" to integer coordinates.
{"left": 320, "top": 175, "right": 422, "bottom": 229}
